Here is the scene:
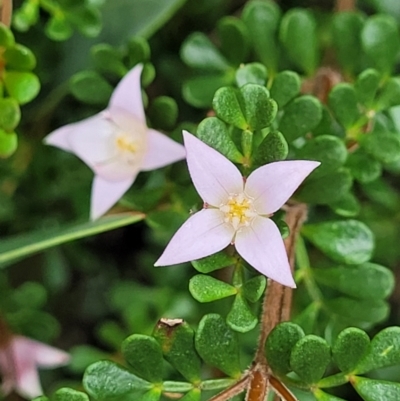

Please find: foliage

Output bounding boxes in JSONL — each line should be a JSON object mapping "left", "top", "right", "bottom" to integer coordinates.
{"left": 1, "top": 0, "right": 400, "bottom": 401}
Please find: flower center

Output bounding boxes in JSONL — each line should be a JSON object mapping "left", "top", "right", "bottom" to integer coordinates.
{"left": 116, "top": 134, "right": 136, "bottom": 154}
{"left": 219, "top": 193, "right": 256, "bottom": 230}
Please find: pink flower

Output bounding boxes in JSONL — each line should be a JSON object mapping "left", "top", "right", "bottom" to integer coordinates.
{"left": 44, "top": 65, "right": 186, "bottom": 220}
{"left": 0, "top": 335, "right": 70, "bottom": 399}
{"left": 155, "top": 132, "right": 320, "bottom": 287}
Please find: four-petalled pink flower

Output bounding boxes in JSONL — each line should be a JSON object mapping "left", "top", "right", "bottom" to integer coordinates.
{"left": 44, "top": 64, "right": 186, "bottom": 220}
{"left": 0, "top": 335, "right": 70, "bottom": 399}
{"left": 155, "top": 132, "right": 320, "bottom": 287}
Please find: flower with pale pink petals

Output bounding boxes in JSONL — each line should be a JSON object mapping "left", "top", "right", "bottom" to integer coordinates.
{"left": 155, "top": 132, "right": 320, "bottom": 287}
{"left": 0, "top": 335, "right": 70, "bottom": 399}
{"left": 44, "top": 64, "right": 186, "bottom": 220}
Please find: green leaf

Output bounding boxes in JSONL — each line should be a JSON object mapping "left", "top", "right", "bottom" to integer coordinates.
{"left": 328, "top": 83, "right": 360, "bottom": 129}
{"left": 314, "top": 389, "right": 347, "bottom": 401}
{"left": 189, "top": 275, "right": 237, "bottom": 302}
{"left": 122, "top": 334, "right": 163, "bottom": 382}
{"left": 69, "top": 345, "right": 109, "bottom": 374}
{"left": 313, "top": 105, "right": 342, "bottom": 137}
{"left": 3, "top": 71, "right": 40, "bottom": 104}
{"left": 332, "top": 328, "right": 370, "bottom": 373}
{"left": 83, "top": 361, "right": 152, "bottom": 399}
{"left": 13, "top": 281, "right": 47, "bottom": 309}
{"left": 265, "top": 322, "right": 305, "bottom": 374}
{"left": 137, "top": 388, "right": 162, "bottom": 401}
{"left": 213, "top": 87, "right": 247, "bottom": 129}
{"left": 329, "top": 192, "right": 360, "bottom": 217}
{"left": 355, "top": 327, "right": 400, "bottom": 374}
{"left": 296, "top": 135, "right": 347, "bottom": 178}
{"left": 178, "top": 389, "right": 201, "bottom": 401}
{"left": 12, "top": 1, "right": 39, "bottom": 31}
{"left": 235, "top": 63, "right": 267, "bottom": 88}
{"left": 45, "top": 15, "right": 73, "bottom": 41}
{"left": 331, "top": 12, "right": 364, "bottom": 74}
{"left": 0, "top": 98, "right": 20, "bottom": 131}
{"left": 375, "top": 77, "right": 400, "bottom": 110}
{"left": 195, "top": 314, "right": 241, "bottom": 378}
{"left": 270, "top": 70, "right": 301, "bottom": 108}
{"left": 242, "top": 0, "right": 281, "bottom": 72}
{"left": 70, "top": 70, "right": 113, "bottom": 105}
{"left": 367, "top": 0, "right": 400, "bottom": 19}
{"left": 253, "top": 131, "right": 288, "bottom": 165}
{"left": 0, "top": 129, "right": 17, "bottom": 157}
{"left": 280, "top": 8, "right": 317, "bottom": 74}
{"left": 191, "top": 250, "right": 236, "bottom": 273}
{"left": 3, "top": 44, "right": 36, "bottom": 70}
{"left": 183, "top": 73, "right": 233, "bottom": 109}
{"left": 346, "top": 150, "right": 382, "bottom": 183}
{"left": 325, "top": 298, "right": 389, "bottom": 326}
{"left": 71, "top": 5, "right": 102, "bottom": 38}
{"left": 153, "top": 319, "right": 201, "bottom": 383}
{"left": 279, "top": 95, "right": 322, "bottom": 142}
{"left": 98, "top": 0, "right": 185, "bottom": 41}
{"left": 0, "top": 213, "right": 144, "bottom": 268}
{"left": 352, "top": 377, "right": 400, "bottom": 401}
{"left": 181, "top": 32, "right": 230, "bottom": 72}
{"left": 242, "top": 275, "right": 266, "bottom": 303}
{"left": 161, "top": 382, "right": 193, "bottom": 393}
{"left": 313, "top": 263, "right": 394, "bottom": 300}
{"left": 226, "top": 294, "right": 257, "bottom": 333}
{"left": 217, "top": 17, "right": 250, "bottom": 66}
{"left": 295, "top": 168, "right": 353, "bottom": 205}
{"left": 53, "top": 388, "right": 90, "bottom": 401}
{"left": 91, "top": 44, "right": 126, "bottom": 76}
{"left": 361, "top": 14, "right": 400, "bottom": 74}
{"left": 293, "top": 302, "right": 320, "bottom": 335}
{"left": 355, "top": 69, "right": 381, "bottom": 107}
{"left": 0, "top": 23, "right": 15, "bottom": 47}
{"left": 127, "top": 37, "right": 151, "bottom": 67}
{"left": 240, "top": 84, "right": 277, "bottom": 130}
{"left": 302, "top": 220, "right": 374, "bottom": 264}
{"left": 361, "top": 132, "right": 400, "bottom": 164}
{"left": 148, "top": 96, "right": 179, "bottom": 130}
{"left": 196, "top": 117, "right": 244, "bottom": 163}
{"left": 290, "top": 335, "right": 331, "bottom": 384}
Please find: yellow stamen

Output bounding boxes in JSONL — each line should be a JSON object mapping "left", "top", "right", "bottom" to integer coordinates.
{"left": 116, "top": 134, "right": 136, "bottom": 153}
{"left": 220, "top": 193, "right": 256, "bottom": 230}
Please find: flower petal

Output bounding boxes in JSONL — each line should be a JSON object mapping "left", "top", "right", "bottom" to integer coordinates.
{"left": 90, "top": 175, "right": 136, "bottom": 220}
{"left": 109, "top": 64, "right": 145, "bottom": 124}
{"left": 43, "top": 124, "right": 74, "bottom": 152}
{"left": 155, "top": 208, "right": 234, "bottom": 266}
{"left": 183, "top": 131, "right": 243, "bottom": 206}
{"left": 245, "top": 160, "right": 320, "bottom": 214}
{"left": 67, "top": 112, "right": 117, "bottom": 168}
{"left": 15, "top": 363, "right": 43, "bottom": 398}
{"left": 235, "top": 216, "right": 295, "bottom": 287}
{"left": 29, "top": 340, "right": 70, "bottom": 367}
{"left": 141, "top": 129, "right": 186, "bottom": 171}
{"left": 6, "top": 337, "right": 45, "bottom": 398}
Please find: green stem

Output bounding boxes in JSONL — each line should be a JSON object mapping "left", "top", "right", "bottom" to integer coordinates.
{"left": 295, "top": 236, "right": 323, "bottom": 305}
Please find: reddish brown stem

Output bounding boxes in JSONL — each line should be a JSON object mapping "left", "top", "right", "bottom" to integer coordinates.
{"left": 0, "top": 0, "right": 12, "bottom": 27}
{"left": 334, "top": 0, "right": 356, "bottom": 12}
{"left": 255, "top": 203, "right": 308, "bottom": 363}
